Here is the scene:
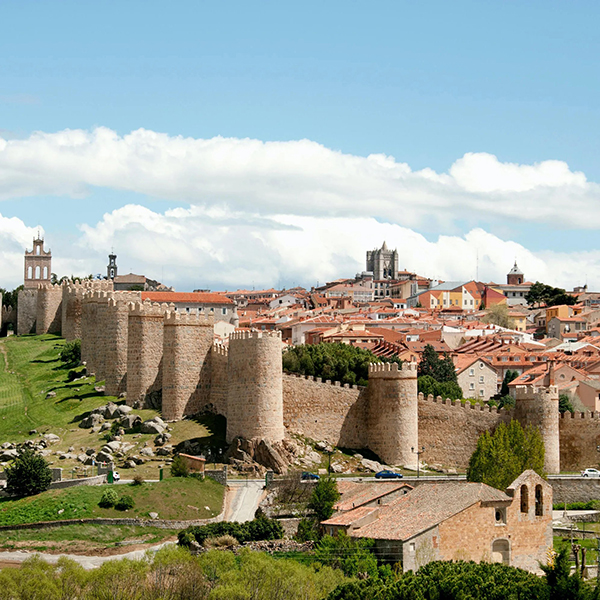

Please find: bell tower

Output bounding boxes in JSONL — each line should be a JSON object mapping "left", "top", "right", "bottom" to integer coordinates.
{"left": 107, "top": 252, "right": 118, "bottom": 280}
{"left": 24, "top": 234, "right": 52, "bottom": 289}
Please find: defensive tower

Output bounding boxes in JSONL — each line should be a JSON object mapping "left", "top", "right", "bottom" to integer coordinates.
{"left": 35, "top": 283, "right": 62, "bottom": 335}
{"left": 162, "top": 311, "right": 214, "bottom": 421}
{"left": 226, "top": 331, "right": 284, "bottom": 443}
{"left": 127, "top": 301, "right": 170, "bottom": 408}
{"left": 514, "top": 383, "right": 560, "bottom": 474}
{"left": 367, "top": 361, "right": 418, "bottom": 467}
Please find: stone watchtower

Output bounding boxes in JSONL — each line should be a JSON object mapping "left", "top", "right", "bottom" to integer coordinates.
{"left": 366, "top": 241, "right": 399, "bottom": 280}
{"left": 507, "top": 261, "right": 524, "bottom": 285}
{"left": 226, "top": 331, "right": 284, "bottom": 444}
{"left": 107, "top": 253, "right": 118, "bottom": 280}
{"left": 367, "top": 362, "right": 419, "bottom": 468}
{"left": 24, "top": 235, "right": 51, "bottom": 289}
{"left": 514, "top": 379, "right": 560, "bottom": 475}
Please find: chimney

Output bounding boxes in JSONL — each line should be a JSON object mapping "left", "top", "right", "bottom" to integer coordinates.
{"left": 547, "top": 360, "right": 556, "bottom": 386}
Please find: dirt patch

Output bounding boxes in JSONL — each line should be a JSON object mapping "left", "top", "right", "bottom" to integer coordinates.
{"left": 0, "top": 535, "right": 177, "bottom": 556}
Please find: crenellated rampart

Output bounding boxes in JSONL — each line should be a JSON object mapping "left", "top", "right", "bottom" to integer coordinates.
{"left": 209, "top": 343, "right": 229, "bottom": 416}
{"left": 35, "top": 284, "right": 62, "bottom": 335}
{"left": 560, "top": 410, "right": 600, "bottom": 471}
{"left": 162, "top": 311, "right": 214, "bottom": 421}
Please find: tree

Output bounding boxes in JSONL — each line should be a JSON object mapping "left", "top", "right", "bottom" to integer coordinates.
{"left": 417, "top": 345, "right": 458, "bottom": 383}
{"left": 526, "top": 282, "right": 577, "bottom": 307}
{"left": 482, "top": 303, "right": 511, "bottom": 328}
{"left": 417, "top": 375, "right": 463, "bottom": 401}
{"left": 307, "top": 477, "right": 340, "bottom": 522}
{"left": 0, "top": 286, "right": 23, "bottom": 310}
{"left": 500, "top": 370, "right": 519, "bottom": 397}
{"left": 559, "top": 393, "right": 575, "bottom": 414}
{"left": 314, "top": 533, "right": 379, "bottom": 579}
{"left": 5, "top": 448, "right": 53, "bottom": 497}
{"left": 59, "top": 339, "right": 81, "bottom": 366}
{"left": 467, "top": 420, "right": 545, "bottom": 490}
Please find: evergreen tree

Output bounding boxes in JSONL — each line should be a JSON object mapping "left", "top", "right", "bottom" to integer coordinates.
{"left": 559, "top": 394, "right": 575, "bottom": 414}
{"left": 5, "top": 448, "right": 53, "bottom": 497}
{"left": 308, "top": 477, "right": 340, "bottom": 522}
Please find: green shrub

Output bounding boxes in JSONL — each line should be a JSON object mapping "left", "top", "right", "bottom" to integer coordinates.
{"left": 171, "top": 455, "right": 189, "bottom": 478}
{"left": 178, "top": 514, "right": 283, "bottom": 547}
{"left": 98, "top": 488, "right": 119, "bottom": 508}
{"left": 59, "top": 339, "right": 81, "bottom": 366}
{"left": 132, "top": 474, "right": 144, "bottom": 486}
{"left": 115, "top": 495, "right": 135, "bottom": 511}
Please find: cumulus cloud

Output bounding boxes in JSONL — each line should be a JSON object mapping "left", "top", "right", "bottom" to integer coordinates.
{"left": 0, "top": 214, "right": 41, "bottom": 287}
{"left": 0, "top": 127, "right": 598, "bottom": 229}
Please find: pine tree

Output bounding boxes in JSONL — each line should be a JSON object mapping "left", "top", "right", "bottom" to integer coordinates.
{"left": 5, "top": 448, "right": 53, "bottom": 497}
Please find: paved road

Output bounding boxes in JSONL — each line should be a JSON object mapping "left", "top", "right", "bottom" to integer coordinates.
{"left": 0, "top": 541, "right": 175, "bottom": 570}
{"left": 226, "top": 480, "right": 265, "bottom": 522}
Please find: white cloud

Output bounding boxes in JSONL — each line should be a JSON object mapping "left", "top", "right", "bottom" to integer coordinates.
{"left": 0, "top": 214, "right": 41, "bottom": 288}
{"left": 0, "top": 127, "right": 598, "bottom": 229}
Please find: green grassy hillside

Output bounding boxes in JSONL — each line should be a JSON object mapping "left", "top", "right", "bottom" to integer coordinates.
{"left": 0, "top": 335, "right": 225, "bottom": 481}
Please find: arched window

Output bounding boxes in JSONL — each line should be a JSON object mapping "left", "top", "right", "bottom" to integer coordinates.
{"left": 535, "top": 485, "right": 543, "bottom": 516}
{"left": 35, "top": 266, "right": 40, "bottom": 280}
{"left": 36, "top": 245, "right": 40, "bottom": 256}
{"left": 43, "top": 266, "right": 48, "bottom": 279}
{"left": 27, "top": 266, "right": 32, "bottom": 280}
{"left": 520, "top": 485, "right": 529, "bottom": 513}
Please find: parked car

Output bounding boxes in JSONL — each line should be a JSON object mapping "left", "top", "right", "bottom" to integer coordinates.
{"left": 375, "top": 470, "right": 403, "bottom": 479}
{"left": 581, "top": 468, "right": 600, "bottom": 478}
{"left": 301, "top": 471, "right": 320, "bottom": 481}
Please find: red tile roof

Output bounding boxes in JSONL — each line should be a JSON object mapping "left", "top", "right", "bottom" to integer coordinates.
{"left": 142, "top": 292, "right": 234, "bottom": 305}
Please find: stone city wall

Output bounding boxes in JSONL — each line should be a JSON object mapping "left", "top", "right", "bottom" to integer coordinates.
{"left": 127, "top": 301, "right": 169, "bottom": 408}
{"left": 35, "top": 284, "right": 63, "bottom": 335}
{"left": 103, "top": 297, "right": 135, "bottom": 396}
{"left": 17, "top": 289, "right": 37, "bottom": 335}
{"left": 559, "top": 411, "right": 600, "bottom": 472}
{"left": 368, "top": 362, "right": 418, "bottom": 467}
{"left": 418, "top": 394, "right": 510, "bottom": 470}
{"left": 282, "top": 373, "right": 367, "bottom": 449}
{"left": 162, "top": 312, "right": 214, "bottom": 421}
{"left": 209, "top": 343, "right": 229, "bottom": 416}
{"left": 227, "top": 331, "right": 284, "bottom": 443}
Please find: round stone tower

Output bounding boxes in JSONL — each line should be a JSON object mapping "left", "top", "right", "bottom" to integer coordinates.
{"left": 367, "top": 362, "right": 419, "bottom": 468}
{"left": 226, "top": 331, "right": 284, "bottom": 444}
{"left": 162, "top": 311, "right": 214, "bottom": 421}
{"left": 514, "top": 383, "right": 560, "bottom": 474}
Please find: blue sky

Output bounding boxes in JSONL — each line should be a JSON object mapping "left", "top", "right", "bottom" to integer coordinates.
{"left": 1, "top": 1, "right": 600, "bottom": 291}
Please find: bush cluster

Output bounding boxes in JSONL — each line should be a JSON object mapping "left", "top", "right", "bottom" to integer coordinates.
{"left": 98, "top": 489, "right": 135, "bottom": 511}
{"left": 59, "top": 339, "right": 81, "bottom": 366}
{"left": 178, "top": 513, "right": 283, "bottom": 547}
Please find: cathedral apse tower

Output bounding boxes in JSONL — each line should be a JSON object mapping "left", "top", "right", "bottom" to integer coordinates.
{"left": 366, "top": 241, "right": 399, "bottom": 280}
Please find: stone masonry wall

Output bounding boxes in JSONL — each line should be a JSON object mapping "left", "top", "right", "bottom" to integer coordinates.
{"left": 559, "top": 411, "right": 600, "bottom": 471}
{"left": 418, "top": 395, "right": 510, "bottom": 469}
{"left": 103, "top": 297, "right": 133, "bottom": 396}
{"left": 17, "top": 289, "right": 37, "bottom": 335}
{"left": 61, "top": 285, "right": 84, "bottom": 342}
{"left": 368, "top": 362, "right": 418, "bottom": 468}
{"left": 282, "top": 373, "right": 367, "bottom": 449}
{"left": 209, "top": 343, "right": 229, "bottom": 416}
{"left": 35, "top": 284, "right": 63, "bottom": 335}
{"left": 227, "top": 331, "right": 284, "bottom": 443}
{"left": 81, "top": 293, "right": 99, "bottom": 374}
{"left": 127, "top": 301, "right": 168, "bottom": 407}
{"left": 162, "top": 312, "right": 214, "bottom": 421}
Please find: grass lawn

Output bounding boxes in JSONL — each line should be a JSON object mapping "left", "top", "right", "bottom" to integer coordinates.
{"left": 0, "top": 523, "right": 179, "bottom": 553}
{"left": 0, "top": 335, "right": 226, "bottom": 480}
{"left": 0, "top": 476, "right": 224, "bottom": 525}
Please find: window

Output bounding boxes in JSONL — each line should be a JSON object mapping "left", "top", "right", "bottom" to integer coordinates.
{"left": 469, "top": 383, "right": 475, "bottom": 390}
{"left": 43, "top": 266, "right": 48, "bottom": 279}
{"left": 222, "top": 308, "right": 227, "bottom": 315}
{"left": 479, "top": 376, "right": 484, "bottom": 383}
{"left": 35, "top": 266, "right": 40, "bottom": 279}
{"left": 27, "top": 266, "right": 32, "bottom": 279}
{"left": 469, "top": 368, "right": 475, "bottom": 376}
{"left": 479, "top": 389, "right": 484, "bottom": 397}
{"left": 520, "top": 485, "right": 529, "bottom": 513}
{"left": 495, "top": 507, "right": 507, "bottom": 524}
{"left": 409, "top": 542, "right": 416, "bottom": 553}
{"left": 479, "top": 362, "right": 484, "bottom": 369}
{"left": 535, "top": 485, "right": 543, "bottom": 516}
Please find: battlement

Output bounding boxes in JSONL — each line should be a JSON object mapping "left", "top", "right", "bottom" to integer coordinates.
{"left": 36, "top": 283, "right": 61, "bottom": 291}
{"left": 368, "top": 361, "right": 417, "bottom": 378}
{"left": 418, "top": 392, "right": 509, "bottom": 414}
{"left": 284, "top": 371, "right": 362, "bottom": 390}
{"left": 164, "top": 311, "right": 214, "bottom": 326}
{"left": 229, "top": 330, "right": 282, "bottom": 341}
{"left": 514, "top": 384, "right": 559, "bottom": 399}
{"left": 107, "top": 297, "right": 133, "bottom": 310}
{"left": 212, "top": 342, "right": 229, "bottom": 357}
{"left": 561, "top": 410, "right": 600, "bottom": 419}
{"left": 129, "top": 300, "right": 171, "bottom": 318}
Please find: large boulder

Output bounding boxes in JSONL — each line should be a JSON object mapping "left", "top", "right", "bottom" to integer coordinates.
{"left": 140, "top": 419, "right": 165, "bottom": 435}
{"left": 79, "top": 413, "right": 105, "bottom": 429}
{"left": 115, "top": 405, "right": 133, "bottom": 418}
{"left": 361, "top": 458, "right": 384, "bottom": 473}
{"left": 119, "top": 414, "right": 141, "bottom": 431}
{"left": 43, "top": 433, "right": 60, "bottom": 444}
{"left": 254, "top": 439, "right": 289, "bottom": 475}
{"left": 0, "top": 449, "right": 18, "bottom": 462}
{"left": 96, "top": 450, "right": 113, "bottom": 464}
